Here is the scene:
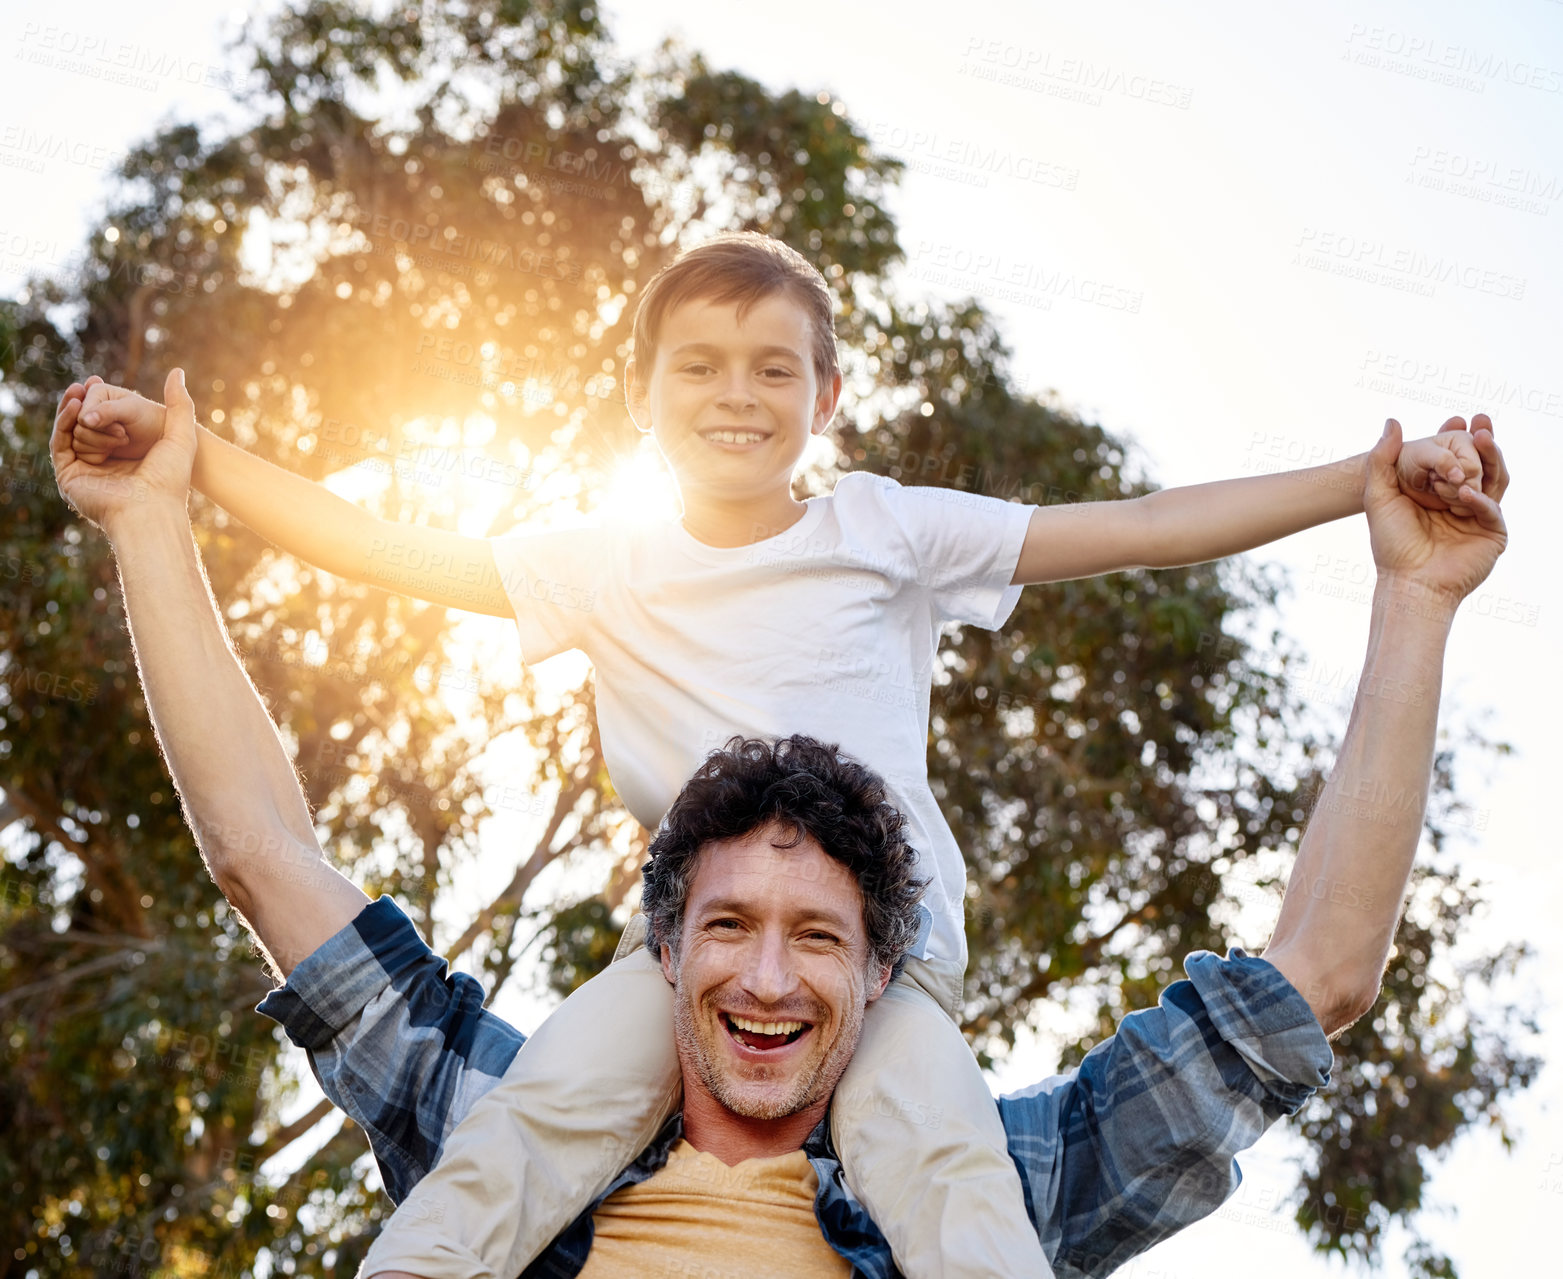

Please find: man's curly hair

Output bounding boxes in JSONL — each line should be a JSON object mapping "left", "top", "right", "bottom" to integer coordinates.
{"left": 641, "top": 736, "right": 926, "bottom": 973}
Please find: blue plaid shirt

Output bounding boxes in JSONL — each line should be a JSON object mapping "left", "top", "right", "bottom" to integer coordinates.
{"left": 258, "top": 898, "right": 1332, "bottom": 1278}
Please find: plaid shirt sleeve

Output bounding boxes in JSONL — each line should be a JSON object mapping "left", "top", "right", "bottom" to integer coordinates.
{"left": 999, "top": 948, "right": 1334, "bottom": 1279}
{"left": 255, "top": 896, "right": 525, "bottom": 1203}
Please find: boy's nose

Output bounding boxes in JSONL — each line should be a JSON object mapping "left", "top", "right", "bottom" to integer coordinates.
{"left": 714, "top": 378, "right": 758, "bottom": 410}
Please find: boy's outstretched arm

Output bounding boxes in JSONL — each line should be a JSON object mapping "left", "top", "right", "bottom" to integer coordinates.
{"left": 59, "top": 379, "right": 512, "bottom": 617}
{"left": 1011, "top": 415, "right": 1502, "bottom": 585}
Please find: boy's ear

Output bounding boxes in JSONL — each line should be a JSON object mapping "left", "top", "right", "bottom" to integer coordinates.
{"left": 811, "top": 369, "right": 844, "bottom": 437}
{"left": 624, "top": 358, "right": 652, "bottom": 434}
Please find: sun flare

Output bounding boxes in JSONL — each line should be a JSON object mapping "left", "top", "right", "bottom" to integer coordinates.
{"left": 598, "top": 446, "right": 681, "bottom": 526}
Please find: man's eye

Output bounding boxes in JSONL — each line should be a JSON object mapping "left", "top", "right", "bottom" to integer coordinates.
{"left": 806, "top": 931, "right": 838, "bottom": 944}
{"left": 710, "top": 919, "right": 742, "bottom": 931}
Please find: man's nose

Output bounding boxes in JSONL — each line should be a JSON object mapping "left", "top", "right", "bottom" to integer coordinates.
{"left": 739, "top": 930, "right": 798, "bottom": 1004}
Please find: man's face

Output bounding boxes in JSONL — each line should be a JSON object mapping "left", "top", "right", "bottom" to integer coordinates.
{"left": 662, "top": 823, "right": 891, "bottom": 1123}
{"left": 629, "top": 292, "right": 842, "bottom": 505}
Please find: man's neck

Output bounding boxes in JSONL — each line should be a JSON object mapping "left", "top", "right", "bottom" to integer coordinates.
{"left": 679, "top": 1086, "right": 828, "bottom": 1166}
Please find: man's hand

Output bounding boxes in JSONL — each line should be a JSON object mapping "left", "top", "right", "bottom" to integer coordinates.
{"left": 1394, "top": 419, "right": 1486, "bottom": 517}
{"left": 1263, "top": 414, "right": 1509, "bottom": 1035}
{"left": 52, "top": 369, "right": 195, "bottom": 534}
{"left": 67, "top": 375, "right": 167, "bottom": 464}
{"left": 1372, "top": 415, "right": 1508, "bottom": 605}
{"left": 65, "top": 365, "right": 370, "bottom": 976}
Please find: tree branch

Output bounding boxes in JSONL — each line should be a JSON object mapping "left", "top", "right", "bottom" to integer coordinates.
{"left": 443, "top": 737, "right": 600, "bottom": 962}
{"left": 0, "top": 942, "right": 165, "bottom": 1011}
{"left": 0, "top": 786, "right": 152, "bottom": 938}
{"left": 1005, "top": 900, "right": 1159, "bottom": 1011}
{"left": 251, "top": 1096, "right": 337, "bottom": 1165}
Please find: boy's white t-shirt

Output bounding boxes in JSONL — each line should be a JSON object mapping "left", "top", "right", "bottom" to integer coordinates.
{"left": 490, "top": 471, "right": 1034, "bottom": 965}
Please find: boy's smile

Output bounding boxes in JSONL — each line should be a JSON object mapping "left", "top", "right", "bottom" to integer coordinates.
{"left": 629, "top": 292, "right": 843, "bottom": 546}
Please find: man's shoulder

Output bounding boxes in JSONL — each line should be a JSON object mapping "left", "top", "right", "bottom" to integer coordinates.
{"left": 256, "top": 896, "right": 526, "bottom": 1200}
{"left": 268, "top": 894, "right": 521, "bottom": 1061}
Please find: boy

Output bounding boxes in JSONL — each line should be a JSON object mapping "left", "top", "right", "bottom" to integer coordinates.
{"left": 60, "top": 233, "right": 1491, "bottom": 1277}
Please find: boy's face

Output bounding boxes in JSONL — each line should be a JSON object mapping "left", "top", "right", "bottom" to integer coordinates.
{"left": 629, "top": 292, "right": 843, "bottom": 505}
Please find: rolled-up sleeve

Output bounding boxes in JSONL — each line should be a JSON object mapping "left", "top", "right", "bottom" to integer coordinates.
{"left": 999, "top": 948, "right": 1332, "bottom": 1278}
{"left": 256, "top": 896, "right": 526, "bottom": 1202}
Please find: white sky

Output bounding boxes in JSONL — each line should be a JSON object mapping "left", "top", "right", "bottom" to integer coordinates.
{"left": 4, "top": 1, "right": 1561, "bottom": 1275}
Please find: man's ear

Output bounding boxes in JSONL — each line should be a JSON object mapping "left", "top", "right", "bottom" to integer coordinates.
{"left": 660, "top": 940, "right": 677, "bottom": 985}
{"left": 625, "top": 358, "right": 652, "bottom": 434}
{"left": 865, "top": 962, "right": 893, "bottom": 1003}
{"left": 810, "top": 369, "right": 844, "bottom": 437}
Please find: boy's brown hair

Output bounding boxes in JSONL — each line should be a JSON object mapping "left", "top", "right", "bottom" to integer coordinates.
{"left": 630, "top": 232, "right": 840, "bottom": 388}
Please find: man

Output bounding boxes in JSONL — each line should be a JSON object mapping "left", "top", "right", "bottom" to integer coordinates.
{"left": 51, "top": 373, "right": 1510, "bottom": 1278}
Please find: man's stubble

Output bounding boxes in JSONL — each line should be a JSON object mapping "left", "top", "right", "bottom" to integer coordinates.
{"left": 671, "top": 964, "right": 870, "bottom": 1121}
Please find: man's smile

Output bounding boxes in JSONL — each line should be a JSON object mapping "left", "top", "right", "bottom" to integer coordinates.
{"left": 721, "top": 1011, "right": 814, "bottom": 1055}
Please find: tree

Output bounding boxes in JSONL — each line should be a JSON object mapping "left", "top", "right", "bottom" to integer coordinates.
{"left": 0, "top": 3, "right": 1537, "bottom": 1275}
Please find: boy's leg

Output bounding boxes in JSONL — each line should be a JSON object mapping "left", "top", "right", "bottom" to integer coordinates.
{"left": 830, "top": 958, "right": 1054, "bottom": 1278}
{"left": 360, "top": 916, "right": 679, "bottom": 1279}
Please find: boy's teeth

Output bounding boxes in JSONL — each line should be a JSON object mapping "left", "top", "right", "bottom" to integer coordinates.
{"left": 706, "top": 430, "right": 765, "bottom": 444}
{"left": 729, "top": 1015, "right": 805, "bottom": 1036}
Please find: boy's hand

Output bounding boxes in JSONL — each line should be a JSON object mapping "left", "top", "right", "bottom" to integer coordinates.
{"left": 69, "top": 375, "right": 168, "bottom": 464}
{"left": 1395, "top": 419, "right": 1485, "bottom": 517}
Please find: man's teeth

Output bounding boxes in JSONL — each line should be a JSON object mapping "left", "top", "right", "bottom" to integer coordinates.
{"left": 704, "top": 430, "right": 766, "bottom": 444}
{"left": 729, "top": 1015, "right": 805, "bottom": 1036}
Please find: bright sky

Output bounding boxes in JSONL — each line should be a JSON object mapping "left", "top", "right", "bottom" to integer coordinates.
{"left": 5, "top": 1, "right": 1561, "bottom": 1274}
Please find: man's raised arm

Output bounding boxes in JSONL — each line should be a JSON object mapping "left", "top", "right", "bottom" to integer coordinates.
{"left": 1261, "top": 415, "right": 1509, "bottom": 1034}
{"left": 51, "top": 370, "right": 368, "bottom": 975}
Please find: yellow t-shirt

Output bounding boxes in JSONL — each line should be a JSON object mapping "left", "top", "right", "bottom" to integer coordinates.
{"left": 576, "top": 1138, "right": 852, "bottom": 1278}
